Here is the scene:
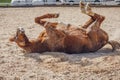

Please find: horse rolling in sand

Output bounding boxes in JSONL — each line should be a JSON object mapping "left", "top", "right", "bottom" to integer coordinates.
{"left": 10, "top": 2, "right": 120, "bottom": 53}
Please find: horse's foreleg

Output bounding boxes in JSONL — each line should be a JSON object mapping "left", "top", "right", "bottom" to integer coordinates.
{"left": 35, "top": 13, "right": 59, "bottom": 28}
{"left": 44, "top": 22, "right": 66, "bottom": 38}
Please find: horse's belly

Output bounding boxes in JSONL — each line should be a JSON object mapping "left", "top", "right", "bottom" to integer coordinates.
{"left": 64, "top": 35, "right": 89, "bottom": 53}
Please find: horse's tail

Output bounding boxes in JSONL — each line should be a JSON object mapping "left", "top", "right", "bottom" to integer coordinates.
{"left": 108, "top": 40, "right": 120, "bottom": 51}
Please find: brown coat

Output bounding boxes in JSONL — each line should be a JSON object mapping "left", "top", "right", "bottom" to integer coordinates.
{"left": 9, "top": 13, "right": 120, "bottom": 53}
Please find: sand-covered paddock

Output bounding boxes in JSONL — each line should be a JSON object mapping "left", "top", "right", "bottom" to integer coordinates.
{"left": 0, "top": 7, "right": 120, "bottom": 80}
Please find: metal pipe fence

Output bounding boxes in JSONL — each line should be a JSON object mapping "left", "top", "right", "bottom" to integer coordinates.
{"left": 0, "top": 1, "right": 120, "bottom": 7}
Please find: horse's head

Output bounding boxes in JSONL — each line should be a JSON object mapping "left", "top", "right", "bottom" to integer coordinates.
{"left": 9, "top": 27, "right": 29, "bottom": 47}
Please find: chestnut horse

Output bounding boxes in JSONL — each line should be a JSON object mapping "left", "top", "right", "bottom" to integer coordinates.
{"left": 10, "top": 2, "right": 120, "bottom": 53}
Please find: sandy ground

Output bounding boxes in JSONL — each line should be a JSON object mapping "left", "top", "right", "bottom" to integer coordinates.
{"left": 0, "top": 7, "right": 120, "bottom": 80}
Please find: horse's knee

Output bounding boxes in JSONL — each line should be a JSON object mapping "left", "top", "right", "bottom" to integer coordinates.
{"left": 96, "top": 15, "right": 105, "bottom": 26}
{"left": 35, "top": 17, "right": 40, "bottom": 23}
{"left": 100, "top": 16, "right": 105, "bottom": 22}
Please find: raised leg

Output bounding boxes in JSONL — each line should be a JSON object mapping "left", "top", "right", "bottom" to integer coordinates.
{"left": 80, "top": 2, "right": 105, "bottom": 29}
{"left": 85, "top": 3, "right": 105, "bottom": 28}
{"left": 82, "top": 17, "right": 95, "bottom": 29}
{"left": 79, "top": 1, "right": 86, "bottom": 14}
{"left": 80, "top": 1, "right": 95, "bottom": 29}
{"left": 35, "top": 13, "right": 66, "bottom": 50}
{"left": 35, "top": 13, "right": 59, "bottom": 28}
{"left": 35, "top": 13, "right": 66, "bottom": 38}
{"left": 43, "top": 22, "right": 66, "bottom": 38}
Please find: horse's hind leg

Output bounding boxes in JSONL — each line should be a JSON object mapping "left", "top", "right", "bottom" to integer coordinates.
{"left": 35, "top": 13, "right": 59, "bottom": 28}
{"left": 80, "top": 2, "right": 105, "bottom": 29}
{"left": 86, "top": 3, "right": 105, "bottom": 28}
{"left": 82, "top": 17, "right": 95, "bottom": 29}
{"left": 80, "top": 2, "right": 95, "bottom": 29}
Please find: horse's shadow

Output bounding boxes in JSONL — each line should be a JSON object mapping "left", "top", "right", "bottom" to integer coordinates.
{"left": 24, "top": 47, "right": 120, "bottom": 65}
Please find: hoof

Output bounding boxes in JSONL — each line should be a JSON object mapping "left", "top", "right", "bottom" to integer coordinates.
{"left": 54, "top": 13, "right": 59, "bottom": 18}
{"left": 79, "top": 1, "right": 86, "bottom": 14}
{"left": 85, "top": 3, "right": 92, "bottom": 14}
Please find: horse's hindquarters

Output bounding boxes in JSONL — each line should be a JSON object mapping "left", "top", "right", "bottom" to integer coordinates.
{"left": 87, "top": 29, "right": 109, "bottom": 52}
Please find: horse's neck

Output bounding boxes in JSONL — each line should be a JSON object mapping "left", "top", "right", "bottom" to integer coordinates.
{"left": 22, "top": 40, "right": 49, "bottom": 53}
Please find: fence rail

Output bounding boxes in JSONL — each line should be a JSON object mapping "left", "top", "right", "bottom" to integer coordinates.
{"left": 0, "top": 1, "right": 120, "bottom": 7}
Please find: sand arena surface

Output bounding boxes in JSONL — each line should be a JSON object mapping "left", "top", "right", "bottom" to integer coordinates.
{"left": 0, "top": 7, "right": 120, "bottom": 80}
